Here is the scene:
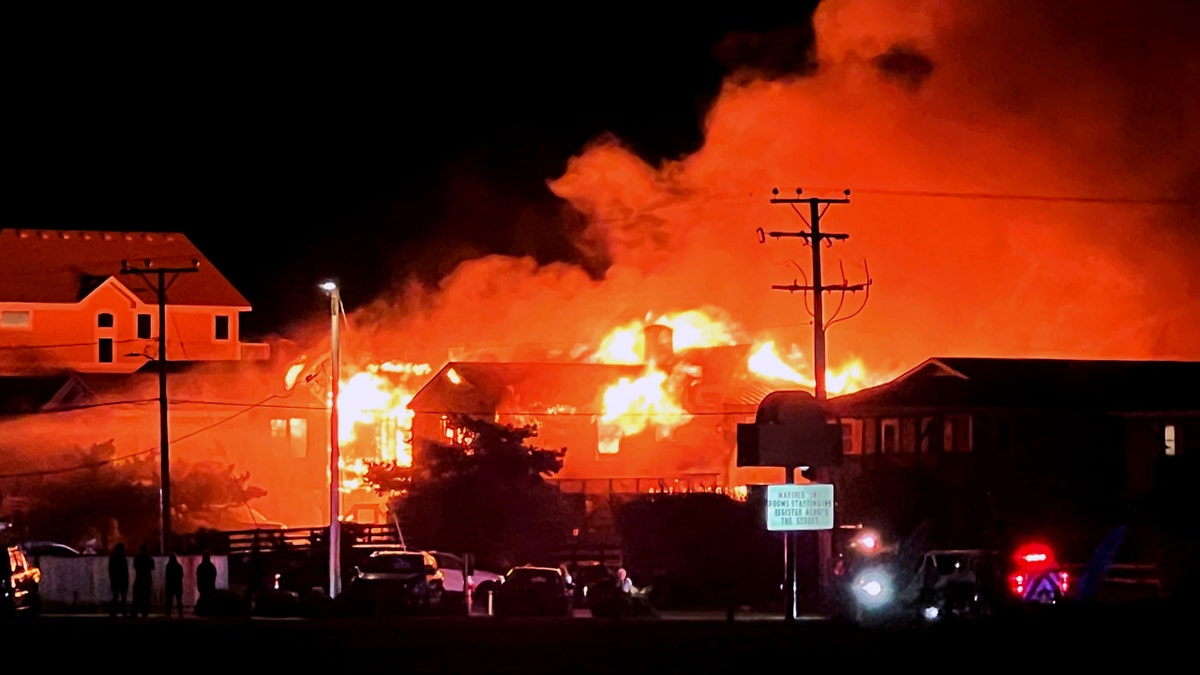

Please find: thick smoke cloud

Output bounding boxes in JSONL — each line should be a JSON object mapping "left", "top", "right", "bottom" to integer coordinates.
{"left": 347, "top": 0, "right": 1200, "bottom": 378}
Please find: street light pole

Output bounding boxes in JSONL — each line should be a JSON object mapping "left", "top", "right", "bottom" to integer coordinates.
{"left": 320, "top": 280, "right": 342, "bottom": 599}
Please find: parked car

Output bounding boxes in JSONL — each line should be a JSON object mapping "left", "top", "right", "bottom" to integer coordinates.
{"left": 20, "top": 541, "right": 81, "bottom": 568}
{"left": 493, "top": 565, "right": 574, "bottom": 618}
{"left": 2, "top": 544, "right": 42, "bottom": 621}
{"left": 337, "top": 549, "right": 445, "bottom": 616}
{"left": 569, "top": 560, "right": 616, "bottom": 607}
{"left": 428, "top": 551, "right": 503, "bottom": 605}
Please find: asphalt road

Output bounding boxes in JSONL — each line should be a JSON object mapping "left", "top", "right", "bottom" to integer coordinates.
{"left": 10, "top": 600, "right": 1186, "bottom": 672}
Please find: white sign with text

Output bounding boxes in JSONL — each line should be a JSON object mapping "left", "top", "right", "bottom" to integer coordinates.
{"left": 766, "top": 483, "right": 834, "bottom": 531}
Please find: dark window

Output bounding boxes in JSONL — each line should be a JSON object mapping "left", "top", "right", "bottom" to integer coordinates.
{"left": 881, "top": 419, "right": 899, "bottom": 453}
{"left": 214, "top": 315, "right": 230, "bottom": 341}
{"left": 98, "top": 338, "right": 113, "bottom": 363}
{"left": 97, "top": 313, "right": 114, "bottom": 328}
{"left": 137, "top": 314, "right": 152, "bottom": 339}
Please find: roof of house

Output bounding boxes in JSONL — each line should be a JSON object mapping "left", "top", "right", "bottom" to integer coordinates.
{"left": 409, "top": 362, "right": 647, "bottom": 416}
{"left": 0, "top": 375, "right": 74, "bottom": 415}
{"left": 408, "top": 344, "right": 787, "bottom": 417}
{"left": 0, "top": 228, "right": 250, "bottom": 308}
{"left": 0, "top": 372, "right": 150, "bottom": 416}
{"left": 827, "top": 356, "right": 1200, "bottom": 412}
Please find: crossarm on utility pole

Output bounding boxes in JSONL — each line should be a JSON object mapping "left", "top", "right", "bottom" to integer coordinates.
{"left": 120, "top": 258, "right": 199, "bottom": 555}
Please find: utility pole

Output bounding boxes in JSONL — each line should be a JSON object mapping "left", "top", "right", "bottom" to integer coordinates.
{"left": 759, "top": 187, "right": 871, "bottom": 618}
{"left": 121, "top": 258, "right": 200, "bottom": 555}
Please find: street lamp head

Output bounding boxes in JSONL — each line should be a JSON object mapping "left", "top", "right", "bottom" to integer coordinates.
{"left": 319, "top": 280, "right": 338, "bottom": 293}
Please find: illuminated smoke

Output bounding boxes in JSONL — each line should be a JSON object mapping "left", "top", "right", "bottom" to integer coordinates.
{"left": 346, "top": 0, "right": 1199, "bottom": 374}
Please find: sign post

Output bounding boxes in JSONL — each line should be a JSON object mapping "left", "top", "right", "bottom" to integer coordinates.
{"left": 767, "top": 482, "right": 834, "bottom": 620}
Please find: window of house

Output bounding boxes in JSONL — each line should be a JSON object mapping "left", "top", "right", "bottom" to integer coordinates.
{"left": 1165, "top": 424, "right": 1176, "bottom": 457}
{"left": 1, "top": 310, "right": 31, "bottom": 328}
{"left": 98, "top": 338, "right": 113, "bottom": 363}
{"left": 880, "top": 418, "right": 899, "bottom": 453}
{"left": 97, "top": 313, "right": 114, "bottom": 328}
{"left": 137, "top": 313, "right": 152, "bottom": 339}
{"left": 440, "top": 415, "right": 476, "bottom": 446}
{"left": 901, "top": 418, "right": 917, "bottom": 453}
{"left": 597, "top": 419, "right": 621, "bottom": 455}
{"left": 270, "top": 418, "right": 308, "bottom": 458}
{"left": 920, "top": 417, "right": 934, "bottom": 453}
{"left": 214, "top": 315, "right": 230, "bottom": 341}
{"left": 840, "top": 419, "right": 863, "bottom": 455}
{"left": 944, "top": 415, "right": 973, "bottom": 452}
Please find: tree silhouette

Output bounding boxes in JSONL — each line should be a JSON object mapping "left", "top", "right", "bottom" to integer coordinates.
{"left": 367, "top": 414, "right": 571, "bottom": 570}
{"left": 10, "top": 441, "right": 268, "bottom": 551}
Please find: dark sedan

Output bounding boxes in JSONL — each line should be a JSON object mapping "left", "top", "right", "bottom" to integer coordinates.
{"left": 337, "top": 550, "right": 445, "bottom": 616}
{"left": 493, "top": 565, "right": 574, "bottom": 618}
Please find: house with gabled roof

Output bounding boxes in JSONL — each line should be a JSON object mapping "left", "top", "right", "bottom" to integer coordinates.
{"left": 0, "top": 229, "right": 336, "bottom": 533}
{"left": 0, "top": 228, "right": 269, "bottom": 375}
{"left": 824, "top": 356, "right": 1200, "bottom": 560}
{"left": 407, "top": 326, "right": 789, "bottom": 500}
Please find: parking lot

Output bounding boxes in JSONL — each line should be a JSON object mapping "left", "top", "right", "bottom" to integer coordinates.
{"left": 11, "top": 597, "right": 1188, "bottom": 672}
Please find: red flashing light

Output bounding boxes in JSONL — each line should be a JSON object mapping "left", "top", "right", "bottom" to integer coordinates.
{"left": 1013, "top": 542, "right": 1057, "bottom": 567}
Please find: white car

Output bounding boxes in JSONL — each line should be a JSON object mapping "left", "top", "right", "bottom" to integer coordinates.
{"left": 429, "top": 551, "right": 503, "bottom": 602}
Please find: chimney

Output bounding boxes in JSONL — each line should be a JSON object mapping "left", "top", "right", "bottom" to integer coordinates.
{"left": 642, "top": 324, "right": 674, "bottom": 367}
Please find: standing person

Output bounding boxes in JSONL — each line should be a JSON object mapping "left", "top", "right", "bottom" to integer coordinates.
{"left": 165, "top": 553, "right": 184, "bottom": 618}
{"left": 195, "top": 551, "right": 217, "bottom": 615}
{"left": 131, "top": 543, "right": 155, "bottom": 618}
{"left": 107, "top": 542, "right": 129, "bottom": 618}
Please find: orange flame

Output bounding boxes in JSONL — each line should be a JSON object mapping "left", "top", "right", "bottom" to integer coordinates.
{"left": 598, "top": 368, "right": 690, "bottom": 454}
{"left": 747, "top": 341, "right": 880, "bottom": 395}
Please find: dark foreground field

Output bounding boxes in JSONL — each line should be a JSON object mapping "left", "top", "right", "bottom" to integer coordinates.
{"left": 9, "top": 599, "right": 1187, "bottom": 673}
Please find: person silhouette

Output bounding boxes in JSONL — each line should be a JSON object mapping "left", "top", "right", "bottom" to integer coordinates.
{"left": 132, "top": 543, "right": 155, "bottom": 618}
{"left": 165, "top": 553, "right": 184, "bottom": 618}
{"left": 195, "top": 551, "right": 217, "bottom": 615}
{"left": 107, "top": 542, "right": 129, "bottom": 618}
{"left": 616, "top": 568, "right": 633, "bottom": 594}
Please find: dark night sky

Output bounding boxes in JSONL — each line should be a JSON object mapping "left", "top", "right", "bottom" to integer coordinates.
{"left": 8, "top": 7, "right": 821, "bottom": 338}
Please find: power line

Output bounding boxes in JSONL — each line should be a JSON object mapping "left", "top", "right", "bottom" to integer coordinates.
{"left": 0, "top": 338, "right": 146, "bottom": 351}
{"left": 804, "top": 187, "right": 1195, "bottom": 206}
{"left": 0, "top": 389, "right": 302, "bottom": 479}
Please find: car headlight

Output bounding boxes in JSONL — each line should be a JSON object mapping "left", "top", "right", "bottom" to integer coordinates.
{"left": 852, "top": 568, "right": 893, "bottom": 610}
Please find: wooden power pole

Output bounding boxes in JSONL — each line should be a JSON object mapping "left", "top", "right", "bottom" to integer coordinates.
{"left": 121, "top": 258, "right": 199, "bottom": 555}
{"left": 759, "top": 187, "right": 871, "bottom": 616}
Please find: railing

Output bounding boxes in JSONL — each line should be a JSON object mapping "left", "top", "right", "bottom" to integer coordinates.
{"left": 183, "top": 523, "right": 402, "bottom": 556}
{"left": 1065, "top": 562, "right": 1163, "bottom": 600}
